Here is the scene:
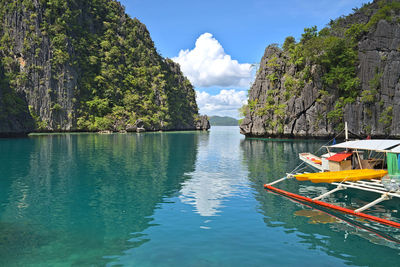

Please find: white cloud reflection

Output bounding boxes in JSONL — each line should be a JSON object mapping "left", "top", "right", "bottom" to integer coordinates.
{"left": 179, "top": 130, "right": 249, "bottom": 217}
{"left": 179, "top": 171, "right": 235, "bottom": 217}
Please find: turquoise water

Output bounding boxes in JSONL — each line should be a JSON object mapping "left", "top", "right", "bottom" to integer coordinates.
{"left": 1, "top": 126, "right": 400, "bottom": 266}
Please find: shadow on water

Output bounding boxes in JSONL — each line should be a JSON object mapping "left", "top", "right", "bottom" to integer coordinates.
{"left": 0, "top": 132, "right": 204, "bottom": 266}
{"left": 241, "top": 138, "right": 400, "bottom": 266}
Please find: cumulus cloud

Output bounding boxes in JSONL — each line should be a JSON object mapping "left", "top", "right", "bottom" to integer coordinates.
{"left": 196, "top": 89, "right": 247, "bottom": 118}
{"left": 172, "top": 33, "right": 254, "bottom": 88}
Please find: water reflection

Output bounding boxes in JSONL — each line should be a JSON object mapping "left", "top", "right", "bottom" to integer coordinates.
{"left": 241, "top": 138, "right": 400, "bottom": 265}
{"left": 0, "top": 132, "right": 201, "bottom": 266}
{"left": 179, "top": 127, "right": 248, "bottom": 217}
{"left": 3, "top": 128, "right": 400, "bottom": 266}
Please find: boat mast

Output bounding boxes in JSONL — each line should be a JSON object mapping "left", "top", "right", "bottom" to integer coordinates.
{"left": 345, "top": 121, "right": 349, "bottom": 142}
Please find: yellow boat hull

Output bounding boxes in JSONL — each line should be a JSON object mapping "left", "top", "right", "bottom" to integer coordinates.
{"left": 294, "top": 169, "right": 388, "bottom": 183}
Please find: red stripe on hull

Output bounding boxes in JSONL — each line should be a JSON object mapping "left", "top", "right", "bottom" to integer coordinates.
{"left": 264, "top": 184, "right": 400, "bottom": 229}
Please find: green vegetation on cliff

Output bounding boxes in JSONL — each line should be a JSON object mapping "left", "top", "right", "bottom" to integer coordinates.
{"left": 240, "top": 0, "right": 400, "bottom": 137}
{"left": 0, "top": 58, "right": 34, "bottom": 133}
{"left": 279, "top": 21, "right": 364, "bottom": 129}
{"left": 0, "top": 0, "right": 206, "bottom": 133}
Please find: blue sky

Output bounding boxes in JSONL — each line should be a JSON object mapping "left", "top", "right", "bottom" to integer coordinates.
{"left": 120, "top": 0, "right": 370, "bottom": 118}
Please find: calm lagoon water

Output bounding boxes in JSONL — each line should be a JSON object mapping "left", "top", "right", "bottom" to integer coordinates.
{"left": 1, "top": 126, "right": 400, "bottom": 266}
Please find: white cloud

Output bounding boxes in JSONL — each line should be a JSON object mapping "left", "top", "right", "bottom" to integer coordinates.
{"left": 196, "top": 89, "right": 247, "bottom": 118}
{"left": 172, "top": 33, "right": 254, "bottom": 88}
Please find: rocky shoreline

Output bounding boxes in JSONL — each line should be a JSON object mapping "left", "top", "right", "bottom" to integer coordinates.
{"left": 0, "top": 116, "right": 210, "bottom": 138}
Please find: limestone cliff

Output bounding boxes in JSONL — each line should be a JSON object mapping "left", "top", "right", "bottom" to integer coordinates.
{"left": 0, "top": 60, "right": 35, "bottom": 136}
{"left": 0, "top": 0, "right": 209, "bottom": 135}
{"left": 240, "top": 0, "right": 400, "bottom": 138}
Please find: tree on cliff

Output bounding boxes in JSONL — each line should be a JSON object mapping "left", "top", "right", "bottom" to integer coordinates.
{"left": 0, "top": 0, "right": 208, "bottom": 134}
{"left": 240, "top": 0, "right": 400, "bottom": 138}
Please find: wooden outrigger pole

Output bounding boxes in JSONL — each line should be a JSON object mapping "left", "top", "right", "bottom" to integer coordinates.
{"left": 264, "top": 133, "right": 400, "bottom": 229}
{"left": 266, "top": 188, "right": 400, "bottom": 244}
{"left": 264, "top": 181, "right": 400, "bottom": 228}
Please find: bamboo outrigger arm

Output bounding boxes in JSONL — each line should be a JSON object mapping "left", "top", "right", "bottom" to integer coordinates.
{"left": 355, "top": 194, "right": 391, "bottom": 213}
{"left": 267, "top": 173, "right": 296, "bottom": 186}
{"left": 264, "top": 183, "right": 400, "bottom": 228}
{"left": 265, "top": 136, "right": 400, "bottom": 229}
{"left": 313, "top": 184, "right": 346, "bottom": 200}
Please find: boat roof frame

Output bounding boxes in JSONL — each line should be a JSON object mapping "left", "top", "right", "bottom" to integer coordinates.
{"left": 324, "top": 139, "right": 400, "bottom": 153}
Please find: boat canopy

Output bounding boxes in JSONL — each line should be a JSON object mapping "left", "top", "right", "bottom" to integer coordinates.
{"left": 327, "top": 140, "right": 400, "bottom": 151}
{"left": 389, "top": 145, "right": 400, "bottom": 153}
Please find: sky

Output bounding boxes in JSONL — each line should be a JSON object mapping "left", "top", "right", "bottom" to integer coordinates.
{"left": 120, "top": 0, "right": 370, "bottom": 118}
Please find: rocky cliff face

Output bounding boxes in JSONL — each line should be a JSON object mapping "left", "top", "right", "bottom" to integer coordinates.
{"left": 240, "top": 0, "right": 400, "bottom": 138}
{"left": 0, "top": 0, "right": 209, "bottom": 135}
{"left": 0, "top": 60, "right": 35, "bottom": 136}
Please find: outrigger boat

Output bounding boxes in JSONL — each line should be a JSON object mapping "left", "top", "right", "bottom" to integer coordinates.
{"left": 265, "top": 124, "right": 400, "bottom": 228}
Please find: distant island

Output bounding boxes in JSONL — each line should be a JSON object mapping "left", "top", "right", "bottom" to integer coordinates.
{"left": 209, "top": 116, "right": 238, "bottom": 126}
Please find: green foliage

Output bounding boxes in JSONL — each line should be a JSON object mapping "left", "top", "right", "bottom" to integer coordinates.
{"left": 0, "top": 55, "right": 32, "bottom": 128}
{"left": 239, "top": 104, "right": 248, "bottom": 117}
{"left": 282, "top": 36, "right": 295, "bottom": 52}
{"left": 327, "top": 98, "right": 344, "bottom": 123}
{"left": 301, "top": 26, "right": 318, "bottom": 44}
{"left": 320, "top": 37, "right": 360, "bottom": 97}
{"left": 361, "top": 71, "right": 382, "bottom": 103}
{"left": 379, "top": 106, "right": 393, "bottom": 128}
{"left": 0, "top": 0, "right": 200, "bottom": 132}
{"left": 301, "top": 65, "right": 312, "bottom": 82}
{"left": 29, "top": 105, "right": 47, "bottom": 130}
{"left": 274, "top": 103, "right": 287, "bottom": 118}
{"left": 248, "top": 99, "right": 258, "bottom": 112}
{"left": 276, "top": 19, "right": 362, "bottom": 129}
{"left": 52, "top": 103, "right": 62, "bottom": 112}
{"left": 366, "top": 1, "right": 400, "bottom": 30}
{"left": 95, "top": 116, "right": 113, "bottom": 130}
{"left": 266, "top": 56, "right": 280, "bottom": 68}
{"left": 363, "top": 124, "right": 372, "bottom": 134}
{"left": 345, "top": 23, "right": 367, "bottom": 44}
{"left": 286, "top": 43, "right": 305, "bottom": 68}
{"left": 86, "top": 97, "right": 110, "bottom": 117}
{"left": 266, "top": 72, "right": 278, "bottom": 83}
{"left": 361, "top": 89, "right": 378, "bottom": 103}
{"left": 369, "top": 71, "right": 383, "bottom": 90}
{"left": 283, "top": 75, "right": 295, "bottom": 91}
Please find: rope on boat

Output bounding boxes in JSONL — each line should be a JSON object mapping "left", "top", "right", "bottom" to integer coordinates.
{"left": 264, "top": 129, "right": 400, "bottom": 229}
{"left": 267, "top": 131, "right": 345, "bottom": 186}
{"left": 288, "top": 129, "right": 345, "bottom": 176}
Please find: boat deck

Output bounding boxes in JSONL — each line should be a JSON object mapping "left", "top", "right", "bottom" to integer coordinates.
{"left": 299, "top": 153, "right": 323, "bottom": 171}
